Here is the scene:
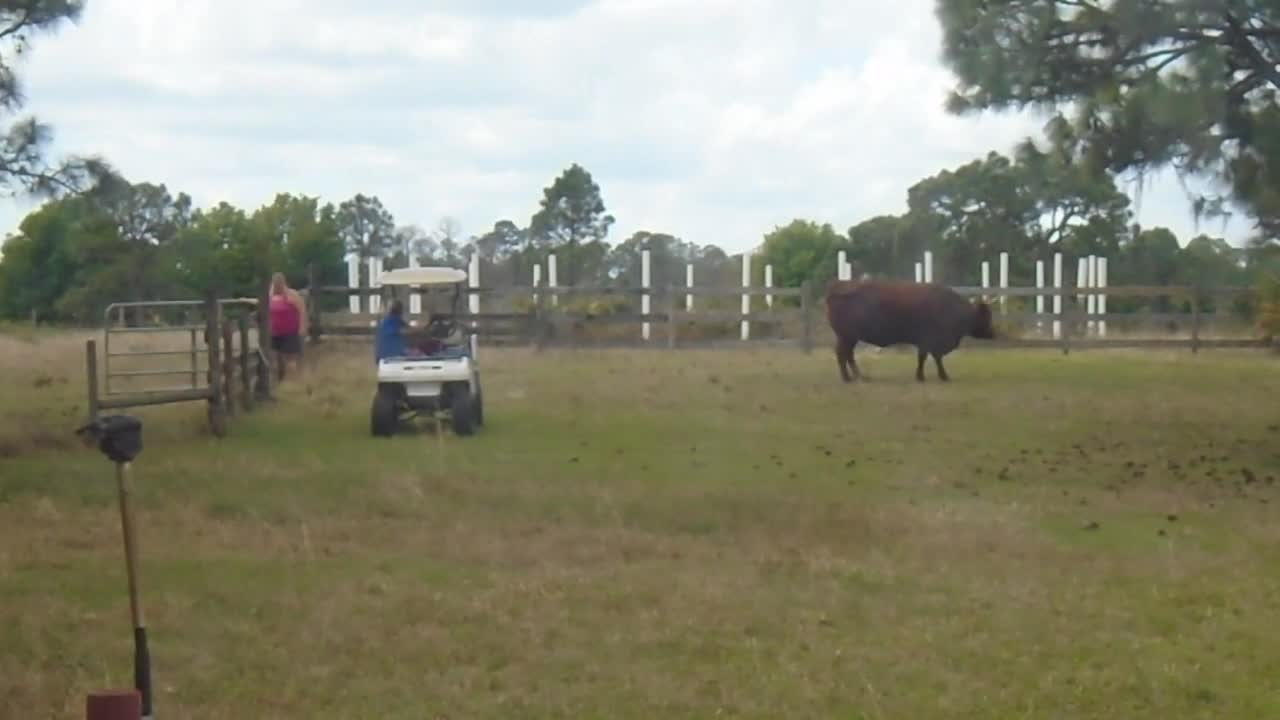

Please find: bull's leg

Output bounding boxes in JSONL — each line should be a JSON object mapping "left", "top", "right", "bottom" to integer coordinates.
{"left": 915, "top": 348, "right": 927, "bottom": 382}
{"left": 933, "top": 352, "right": 950, "bottom": 382}
{"left": 835, "top": 337, "right": 852, "bottom": 382}
{"left": 835, "top": 336, "right": 858, "bottom": 382}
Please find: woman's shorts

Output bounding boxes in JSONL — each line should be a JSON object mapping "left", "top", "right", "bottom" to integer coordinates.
{"left": 271, "top": 333, "right": 302, "bottom": 355}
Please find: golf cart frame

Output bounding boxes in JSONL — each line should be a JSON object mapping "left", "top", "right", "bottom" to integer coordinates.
{"left": 371, "top": 266, "right": 484, "bottom": 437}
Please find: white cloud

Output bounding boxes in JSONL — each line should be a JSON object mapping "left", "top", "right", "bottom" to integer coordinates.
{"left": 0, "top": 0, "right": 1254, "bottom": 259}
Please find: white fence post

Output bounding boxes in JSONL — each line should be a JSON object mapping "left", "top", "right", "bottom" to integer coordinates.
{"left": 1076, "top": 257, "right": 1087, "bottom": 337}
{"left": 1053, "top": 252, "right": 1063, "bottom": 340}
{"left": 641, "top": 248, "right": 651, "bottom": 341}
{"left": 368, "top": 256, "right": 383, "bottom": 319}
{"left": 685, "top": 263, "right": 694, "bottom": 311}
{"left": 741, "top": 251, "right": 751, "bottom": 341}
{"left": 981, "top": 260, "right": 991, "bottom": 303}
{"left": 923, "top": 251, "right": 934, "bottom": 283}
{"left": 1086, "top": 255, "right": 1098, "bottom": 336}
{"left": 532, "top": 263, "right": 542, "bottom": 307}
{"left": 468, "top": 252, "right": 480, "bottom": 358}
{"left": 765, "top": 264, "right": 774, "bottom": 309}
{"left": 1035, "top": 260, "right": 1045, "bottom": 334}
{"left": 914, "top": 262, "right": 923, "bottom": 283}
{"left": 837, "top": 250, "right": 851, "bottom": 281}
{"left": 1098, "top": 257, "right": 1108, "bottom": 338}
{"left": 548, "top": 253, "right": 558, "bottom": 307}
{"left": 408, "top": 252, "right": 422, "bottom": 319}
{"left": 998, "top": 251, "right": 1009, "bottom": 313}
{"left": 347, "top": 255, "right": 360, "bottom": 315}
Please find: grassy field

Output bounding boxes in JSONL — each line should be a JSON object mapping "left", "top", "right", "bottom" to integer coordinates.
{"left": 2, "top": 329, "right": 1280, "bottom": 718}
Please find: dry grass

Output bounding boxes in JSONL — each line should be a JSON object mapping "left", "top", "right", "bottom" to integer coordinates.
{"left": 2, "top": 328, "right": 1280, "bottom": 718}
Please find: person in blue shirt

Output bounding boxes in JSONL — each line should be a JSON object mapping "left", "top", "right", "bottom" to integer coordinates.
{"left": 375, "top": 300, "right": 408, "bottom": 363}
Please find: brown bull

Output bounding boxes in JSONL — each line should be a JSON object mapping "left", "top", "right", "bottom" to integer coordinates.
{"left": 825, "top": 279, "right": 995, "bottom": 382}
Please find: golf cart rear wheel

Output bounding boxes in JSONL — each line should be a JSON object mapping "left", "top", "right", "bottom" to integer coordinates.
{"left": 371, "top": 385, "right": 399, "bottom": 437}
{"left": 450, "top": 386, "right": 476, "bottom": 437}
{"left": 474, "top": 377, "right": 484, "bottom": 427}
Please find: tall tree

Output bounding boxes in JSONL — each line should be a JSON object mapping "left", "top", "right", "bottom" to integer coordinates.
{"left": 758, "top": 219, "right": 845, "bottom": 289}
{"left": 335, "top": 193, "right": 395, "bottom": 259}
{"left": 606, "top": 231, "right": 695, "bottom": 287}
{"left": 847, "top": 214, "right": 913, "bottom": 278}
{"left": 0, "top": 194, "right": 86, "bottom": 320}
{"left": 936, "top": 0, "right": 1280, "bottom": 235}
{"left": 471, "top": 219, "right": 525, "bottom": 264}
{"left": 432, "top": 216, "right": 465, "bottom": 266}
{"left": 77, "top": 178, "right": 193, "bottom": 320}
{"left": 391, "top": 224, "right": 436, "bottom": 266}
{"left": 247, "top": 193, "right": 343, "bottom": 288}
{"left": 905, "top": 151, "right": 1040, "bottom": 283}
{"left": 0, "top": 1, "right": 111, "bottom": 198}
{"left": 528, "top": 163, "right": 615, "bottom": 285}
{"left": 174, "top": 201, "right": 254, "bottom": 296}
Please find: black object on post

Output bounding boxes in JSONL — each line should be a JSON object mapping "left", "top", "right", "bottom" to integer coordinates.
{"left": 75, "top": 414, "right": 153, "bottom": 720}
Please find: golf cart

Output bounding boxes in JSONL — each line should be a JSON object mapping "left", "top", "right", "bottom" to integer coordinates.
{"left": 370, "top": 266, "right": 484, "bottom": 438}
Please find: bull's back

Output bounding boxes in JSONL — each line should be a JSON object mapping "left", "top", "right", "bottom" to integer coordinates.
{"left": 826, "top": 281, "right": 951, "bottom": 346}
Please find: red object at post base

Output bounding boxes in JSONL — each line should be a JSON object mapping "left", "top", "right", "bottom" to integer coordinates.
{"left": 86, "top": 689, "right": 141, "bottom": 720}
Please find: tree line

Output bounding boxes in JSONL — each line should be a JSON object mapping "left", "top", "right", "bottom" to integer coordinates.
{"left": 1, "top": 0, "right": 1280, "bottom": 326}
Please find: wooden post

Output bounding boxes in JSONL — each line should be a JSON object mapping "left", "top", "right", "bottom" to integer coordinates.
{"left": 533, "top": 290, "right": 547, "bottom": 352}
{"left": 255, "top": 284, "right": 273, "bottom": 400}
{"left": 86, "top": 339, "right": 100, "bottom": 421}
{"left": 1191, "top": 290, "right": 1202, "bottom": 354}
{"left": 222, "top": 321, "right": 235, "bottom": 417}
{"left": 306, "top": 263, "right": 321, "bottom": 344}
{"left": 801, "top": 281, "right": 814, "bottom": 354}
{"left": 238, "top": 314, "right": 253, "bottom": 412}
{"left": 666, "top": 288, "right": 677, "bottom": 349}
{"left": 205, "top": 293, "right": 227, "bottom": 437}
{"left": 1060, "top": 290, "right": 1071, "bottom": 356}
{"left": 188, "top": 328, "right": 199, "bottom": 389}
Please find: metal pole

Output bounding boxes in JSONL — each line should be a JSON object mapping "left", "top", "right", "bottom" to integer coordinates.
{"left": 115, "top": 461, "right": 153, "bottom": 719}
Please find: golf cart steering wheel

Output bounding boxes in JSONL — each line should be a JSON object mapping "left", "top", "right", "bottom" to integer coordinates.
{"left": 426, "top": 314, "right": 457, "bottom": 340}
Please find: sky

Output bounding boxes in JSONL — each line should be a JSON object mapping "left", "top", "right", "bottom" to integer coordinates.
{"left": 0, "top": 0, "right": 1255, "bottom": 255}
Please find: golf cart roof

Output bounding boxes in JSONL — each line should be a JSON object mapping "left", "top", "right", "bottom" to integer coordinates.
{"left": 379, "top": 266, "right": 468, "bottom": 287}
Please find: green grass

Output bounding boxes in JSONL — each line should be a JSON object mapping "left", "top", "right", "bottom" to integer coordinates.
{"left": 3, "top": 334, "right": 1280, "bottom": 718}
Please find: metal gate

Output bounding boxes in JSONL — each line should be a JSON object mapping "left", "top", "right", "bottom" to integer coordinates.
{"left": 87, "top": 298, "right": 263, "bottom": 430}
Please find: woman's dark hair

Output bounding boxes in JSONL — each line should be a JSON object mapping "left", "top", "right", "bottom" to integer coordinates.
{"left": 389, "top": 300, "right": 404, "bottom": 316}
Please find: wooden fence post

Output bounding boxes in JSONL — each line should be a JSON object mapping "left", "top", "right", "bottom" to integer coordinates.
{"left": 256, "top": 281, "right": 273, "bottom": 400}
{"left": 801, "top": 281, "right": 814, "bottom": 354}
{"left": 306, "top": 263, "right": 320, "bottom": 345}
{"left": 1060, "top": 289, "right": 1071, "bottom": 355}
{"left": 666, "top": 288, "right": 677, "bottom": 349}
{"left": 188, "top": 328, "right": 199, "bottom": 389}
{"left": 205, "top": 294, "right": 227, "bottom": 437}
{"left": 86, "top": 339, "right": 100, "bottom": 421}
{"left": 1191, "top": 290, "right": 1202, "bottom": 354}
{"left": 238, "top": 314, "right": 253, "bottom": 412}
{"left": 533, "top": 291, "right": 547, "bottom": 352}
{"left": 222, "top": 321, "right": 235, "bottom": 417}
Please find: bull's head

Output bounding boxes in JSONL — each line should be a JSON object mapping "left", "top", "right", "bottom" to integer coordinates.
{"left": 970, "top": 301, "right": 996, "bottom": 339}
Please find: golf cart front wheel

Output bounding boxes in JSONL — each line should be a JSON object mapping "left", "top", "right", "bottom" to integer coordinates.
{"left": 451, "top": 387, "right": 476, "bottom": 437}
{"left": 371, "top": 386, "right": 399, "bottom": 437}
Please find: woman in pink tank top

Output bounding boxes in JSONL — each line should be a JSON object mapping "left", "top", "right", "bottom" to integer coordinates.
{"left": 268, "top": 272, "right": 307, "bottom": 381}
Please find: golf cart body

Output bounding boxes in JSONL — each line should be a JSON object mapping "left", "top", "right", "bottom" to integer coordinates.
{"left": 371, "top": 266, "right": 483, "bottom": 437}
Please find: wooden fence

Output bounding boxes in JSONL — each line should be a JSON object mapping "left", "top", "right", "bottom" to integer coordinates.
{"left": 300, "top": 273, "right": 1274, "bottom": 355}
